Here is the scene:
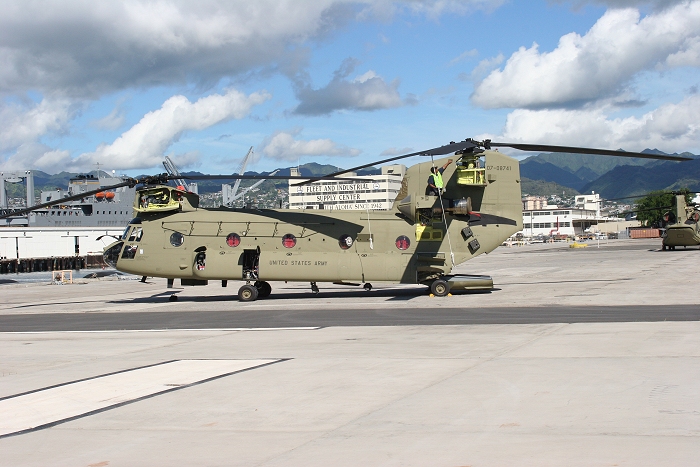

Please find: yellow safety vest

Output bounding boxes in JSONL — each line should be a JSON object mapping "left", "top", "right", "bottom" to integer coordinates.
{"left": 434, "top": 171, "right": 444, "bottom": 189}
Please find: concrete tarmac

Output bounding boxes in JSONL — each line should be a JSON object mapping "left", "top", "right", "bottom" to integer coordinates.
{"left": 0, "top": 238, "right": 699, "bottom": 466}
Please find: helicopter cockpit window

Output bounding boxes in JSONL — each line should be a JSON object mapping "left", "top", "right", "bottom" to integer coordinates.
{"left": 395, "top": 235, "right": 410, "bottom": 250}
{"left": 170, "top": 232, "right": 185, "bottom": 247}
{"left": 121, "top": 226, "right": 131, "bottom": 240}
{"left": 226, "top": 233, "right": 241, "bottom": 247}
{"left": 128, "top": 227, "right": 143, "bottom": 242}
{"left": 339, "top": 234, "right": 353, "bottom": 250}
{"left": 121, "top": 244, "right": 137, "bottom": 259}
{"left": 282, "top": 234, "right": 297, "bottom": 248}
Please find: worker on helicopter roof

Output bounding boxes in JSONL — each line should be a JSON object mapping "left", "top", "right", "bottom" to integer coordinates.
{"left": 426, "top": 159, "right": 453, "bottom": 196}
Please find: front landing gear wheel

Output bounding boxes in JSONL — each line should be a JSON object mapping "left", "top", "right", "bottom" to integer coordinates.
{"left": 254, "top": 280, "right": 272, "bottom": 298}
{"left": 363, "top": 283, "right": 372, "bottom": 291}
{"left": 238, "top": 284, "right": 259, "bottom": 302}
{"left": 430, "top": 279, "right": 450, "bottom": 297}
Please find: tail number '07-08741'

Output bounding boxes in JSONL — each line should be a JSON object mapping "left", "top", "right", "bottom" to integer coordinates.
{"left": 486, "top": 166, "right": 511, "bottom": 171}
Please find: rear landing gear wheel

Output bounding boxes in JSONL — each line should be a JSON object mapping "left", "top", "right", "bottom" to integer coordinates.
{"left": 310, "top": 282, "right": 319, "bottom": 294}
{"left": 169, "top": 294, "right": 178, "bottom": 302}
{"left": 254, "top": 280, "right": 272, "bottom": 298}
{"left": 238, "top": 284, "right": 259, "bottom": 302}
{"left": 430, "top": 279, "right": 450, "bottom": 297}
{"left": 363, "top": 283, "right": 372, "bottom": 291}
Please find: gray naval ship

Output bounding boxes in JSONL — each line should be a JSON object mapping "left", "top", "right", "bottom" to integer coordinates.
{"left": 0, "top": 170, "right": 135, "bottom": 228}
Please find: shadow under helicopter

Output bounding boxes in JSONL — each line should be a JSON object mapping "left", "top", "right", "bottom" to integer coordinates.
{"left": 118, "top": 285, "right": 496, "bottom": 304}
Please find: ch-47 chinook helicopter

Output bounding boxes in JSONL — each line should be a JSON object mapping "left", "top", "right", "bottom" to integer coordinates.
{"left": 1, "top": 139, "right": 690, "bottom": 301}
{"left": 662, "top": 193, "right": 700, "bottom": 250}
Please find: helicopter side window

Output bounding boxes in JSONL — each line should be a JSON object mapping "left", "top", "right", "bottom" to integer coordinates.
{"left": 226, "top": 233, "right": 241, "bottom": 247}
{"left": 282, "top": 234, "right": 297, "bottom": 248}
{"left": 339, "top": 234, "right": 353, "bottom": 250}
{"left": 170, "top": 232, "right": 185, "bottom": 247}
{"left": 395, "top": 235, "right": 410, "bottom": 250}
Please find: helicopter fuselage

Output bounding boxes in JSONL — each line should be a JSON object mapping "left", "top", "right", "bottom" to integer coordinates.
{"left": 661, "top": 194, "right": 700, "bottom": 250}
{"left": 104, "top": 150, "right": 523, "bottom": 292}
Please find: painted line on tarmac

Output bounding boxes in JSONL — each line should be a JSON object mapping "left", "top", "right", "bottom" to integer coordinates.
{"left": 1, "top": 327, "right": 321, "bottom": 334}
{"left": 0, "top": 358, "right": 288, "bottom": 439}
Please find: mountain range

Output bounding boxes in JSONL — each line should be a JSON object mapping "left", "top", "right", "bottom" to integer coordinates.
{"left": 7, "top": 151, "right": 699, "bottom": 200}
{"left": 519, "top": 150, "right": 699, "bottom": 197}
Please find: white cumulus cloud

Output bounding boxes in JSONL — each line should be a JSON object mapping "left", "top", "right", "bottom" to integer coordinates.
{"left": 0, "top": 99, "right": 75, "bottom": 152}
{"left": 260, "top": 129, "right": 361, "bottom": 161}
{"left": 483, "top": 94, "right": 700, "bottom": 154}
{"left": 471, "top": 2, "right": 700, "bottom": 109}
{"left": 0, "top": 142, "right": 71, "bottom": 172}
{"left": 72, "top": 89, "right": 270, "bottom": 171}
{"left": 0, "top": 0, "right": 504, "bottom": 98}
{"left": 294, "top": 57, "right": 410, "bottom": 115}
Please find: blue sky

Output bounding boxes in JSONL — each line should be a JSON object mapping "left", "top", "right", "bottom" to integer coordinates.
{"left": 1, "top": 0, "right": 698, "bottom": 176}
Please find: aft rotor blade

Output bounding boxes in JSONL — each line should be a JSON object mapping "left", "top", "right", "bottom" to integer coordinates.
{"left": 486, "top": 142, "right": 692, "bottom": 161}
{"left": 0, "top": 180, "right": 134, "bottom": 220}
{"left": 615, "top": 206, "right": 673, "bottom": 216}
{"left": 293, "top": 140, "right": 479, "bottom": 187}
{"left": 604, "top": 191, "right": 700, "bottom": 202}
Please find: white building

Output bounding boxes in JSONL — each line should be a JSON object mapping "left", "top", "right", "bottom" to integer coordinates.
{"left": 0, "top": 226, "right": 124, "bottom": 259}
{"left": 522, "top": 206, "right": 590, "bottom": 237}
{"left": 522, "top": 193, "right": 638, "bottom": 238}
{"left": 575, "top": 192, "right": 601, "bottom": 216}
{"left": 522, "top": 195, "right": 547, "bottom": 211}
{"left": 288, "top": 164, "right": 406, "bottom": 211}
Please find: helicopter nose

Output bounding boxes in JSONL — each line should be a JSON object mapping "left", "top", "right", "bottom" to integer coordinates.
{"left": 103, "top": 241, "right": 124, "bottom": 268}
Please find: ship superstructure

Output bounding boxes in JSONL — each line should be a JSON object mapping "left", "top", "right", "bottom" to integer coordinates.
{"left": 1, "top": 171, "right": 134, "bottom": 228}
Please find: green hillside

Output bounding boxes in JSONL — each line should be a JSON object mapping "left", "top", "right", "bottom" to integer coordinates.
{"left": 520, "top": 151, "right": 665, "bottom": 178}
{"left": 582, "top": 158, "right": 700, "bottom": 198}
{"left": 520, "top": 150, "right": 698, "bottom": 198}
{"left": 520, "top": 178, "right": 579, "bottom": 197}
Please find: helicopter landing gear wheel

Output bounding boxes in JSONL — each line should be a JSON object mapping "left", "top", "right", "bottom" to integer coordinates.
{"left": 254, "top": 280, "right": 272, "bottom": 298}
{"left": 430, "top": 279, "right": 450, "bottom": 297}
{"left": 310, "top": 282, "right": 319, "bottom": 294}
{"left": 168, "top": 294, "right": 178, "bottom": 302}
{"left": 363, "top": 283, "right": 372, "bottom": 291}
{"left": 662, "top": 244, "right": 667, "bottom": 251}
{"left": 238, "top": 284, "right": 259, "bottom": 302}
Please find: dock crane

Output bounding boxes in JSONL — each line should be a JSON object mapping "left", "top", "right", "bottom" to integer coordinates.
{"left": 222, "top": 147, "right": 277, "bottom": 207}
{"left": 163, "top": 156, "right": 198, "bottom": 194}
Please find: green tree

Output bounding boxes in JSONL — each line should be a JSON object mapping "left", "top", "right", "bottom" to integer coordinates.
{"left": 635, "top": 189, "right": 692, "bottom": 227}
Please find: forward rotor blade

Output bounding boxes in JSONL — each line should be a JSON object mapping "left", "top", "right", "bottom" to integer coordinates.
{"left": 0, "top": 180, "right": 134, "bottom": 220}
{"left": 292, "top": 140, "right": 479, "bottom": 187}
{"left": 181, "top": 174, "right": 366, "bottom": 181}
{"left": 486, "top": 142, "right": 692, "bottom": 161}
